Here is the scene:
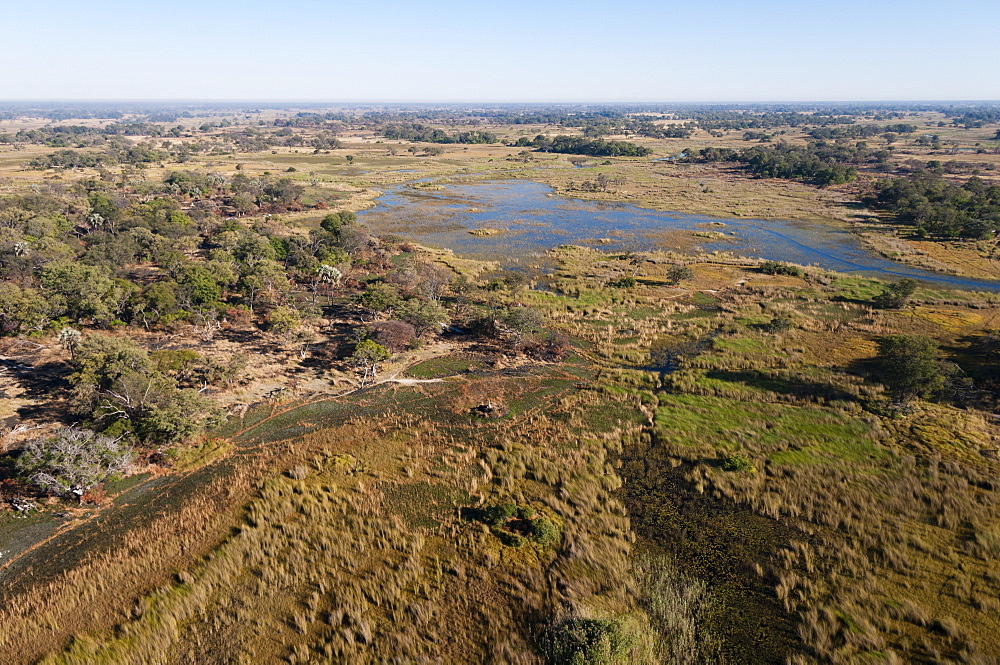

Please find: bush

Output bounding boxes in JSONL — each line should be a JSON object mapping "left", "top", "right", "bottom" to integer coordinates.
{"left": 610, "top": 276, "right": 637, "bottom": 289}
{"left": 15, "top": 427, "right": 134, "bottom": 497}
{"left": 492, "top": 528, "right": 525, "bottom": 548}
{"left": 370, "top": 320, "right": 416, "bottom": 353}
{"left": 763, "top": 316, "right": 793, "bottom": 333}
{"left": 720, "top": 453, "right": 755, "bottom": 473}
{"left": 528, "top": 517, "right": 560, "bottom": 546}
{"left": 758, "top": 261, "right": 804, "bottom": 277}
{"left": 482, "top": 501, "right": 518, "bottom": 526}
{"left": 538, "top": 617, "right": 633, "bottom": 665}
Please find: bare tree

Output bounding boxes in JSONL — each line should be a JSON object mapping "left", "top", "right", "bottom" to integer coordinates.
{"left": 15, "top": 427, "right": 134, "bottom": 498}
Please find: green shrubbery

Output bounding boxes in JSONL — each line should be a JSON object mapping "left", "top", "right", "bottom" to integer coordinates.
{"left": 720, "top": 453, "right": 755, "bottom": 473}
{"left": 538, "top": 617, "right": 633, "bottom": 665}
{"left": 758, "top": 261, "right": 804, "bottom": 277}
{"left": 473, "top": 501, "right": 561, "bottom": 547}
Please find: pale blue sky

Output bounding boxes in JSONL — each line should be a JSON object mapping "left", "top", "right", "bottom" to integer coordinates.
{"left": 1, "top": 0, "right": 997, "bottom": 101}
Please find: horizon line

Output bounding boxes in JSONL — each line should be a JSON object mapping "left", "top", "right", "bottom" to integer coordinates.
{"left": 2, "top": 98, "right": 1000, "bottom": 105}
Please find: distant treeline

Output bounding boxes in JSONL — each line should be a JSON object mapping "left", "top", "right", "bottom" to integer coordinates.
{"left": 684, "top": 141, "right": 891, "bottom": 185}
{"left": 4, "top": 101, "right": 1000, "bottom": 128}
{"left": 865, "top": 172, "right": 1000, "bottom": 239}
{"left": 379, "top": 123, "right": 498, "bottom": 144}
{"left": 517, "top": 135, "right": 652, "bottom": 157}
{"left": 807, "top": 124, "right": 918, "bottom": 140}
{"left": 949, "top": 107, "right": 1000, "bottom": 129}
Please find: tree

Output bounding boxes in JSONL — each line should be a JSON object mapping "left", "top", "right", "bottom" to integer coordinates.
{"left": 39, "top": 261, "right": 124, "bottom": 325}
{"left": 180, "top": 266, "right": 222, "bottom": 308}
{"left": 143, "top": 389, "right": 220, "bottom": 442}
{"left": 58, "top": 327, "right": 83, "bottom": 357}
{"left": 0, "top": 284, "right": 53, "bottom": 335}
{"left": 873, "top": 278, "right": 918, "bottom": 309}
{"left": 68, "top": 333, "right": 217, "bottom": 442}
{"left": 391, "top": 258, "right": 453, "bottom": 302}
{"left": 499, "top": 306, "right": 544, "bottom": 352}
{"left": 15, "top": 427, "right": 134, "bottom": 497}
{"left": 357, "top": 282, "right": 401, "bottom": 319}
{"left": 399, "top": 299, "right": 448, "bottom": 338}
{"left": 266, "top": 306, "right": 301, "bottom": 338}
{"left": 874, "top": 334, "right": 945, "bottom": 402}
{"left": 351, "top": 339, "right": 390, "bottom": 385}
{"left": 316, "top": 263, "right": 343, "bottom": 287}
{"left": 666, "top": 265, "right": 695, "bottom": 284}
{"left": 71, "top": 333, "right": 154, "bottom": 392}
{"left": 370, "top": 320, "right": 416, "bottom": 352}
{"left": 320, "top": 211, "right": 356, "bottom": 236}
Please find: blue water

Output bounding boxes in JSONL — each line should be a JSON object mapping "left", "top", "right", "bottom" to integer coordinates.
{"left": 359, "top": 180, "right": 1000, "bottom": 291}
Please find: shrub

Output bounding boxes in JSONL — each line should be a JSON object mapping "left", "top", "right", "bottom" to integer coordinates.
{"left": 873, "top": 333, "right": 945, "bottom": 401}
{"left": 528, "top": 517, "right": 560, "bottom": 546}
{"left": 758, "top": 261, "right": 804, "bottom": 277}
{"left": 492, "top": 528, "right": 525, "bottom": 548}
{"left": 370, "top": 320, "right": 416, "bottom": 353}
{"left": 720, "top": 453, "right": 755, "bottom": 473}
{"left": 610, "top": 276, "right": 637, "bottom": 289}
{"left": 482, "top": 501, "right": 518, "bottom": 526}
{"left": 763, "top": 316, "right": 793, "bottom": 333}
{"left": 666, "top": 265, "right": 695, "bottom": 284}
{"left": 538, "top": 617, "right": 633, "bottom": 665}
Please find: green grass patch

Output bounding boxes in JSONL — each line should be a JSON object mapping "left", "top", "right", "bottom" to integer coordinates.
{"left": 654, "top": 394, "right": 885, "bottom": 465}
{"left": 405, "top": 355, "right": 482, "bottom": 379}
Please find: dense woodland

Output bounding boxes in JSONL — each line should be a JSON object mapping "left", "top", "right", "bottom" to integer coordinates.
{"left": 683, "top": 141, "right": 892, "bottom": 185}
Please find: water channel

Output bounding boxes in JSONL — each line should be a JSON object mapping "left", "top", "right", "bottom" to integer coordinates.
{"left": 359, "top": 179, "right": 1000, "bottom": 291}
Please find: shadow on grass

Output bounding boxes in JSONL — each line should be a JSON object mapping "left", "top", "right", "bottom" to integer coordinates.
{"left": 703, "top": 369, "right": 857, "bottom": 403}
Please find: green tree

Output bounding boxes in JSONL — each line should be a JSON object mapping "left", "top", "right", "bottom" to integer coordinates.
{"left": 266, "top": 306, "right": 301, "bottom": 338}
{"left": 351, "top": 339, "right": 390, "bottom": 385}
{"left": 357, "top": 282, "right": 401, "bottom": 319}
{"left": 320, "top": 210, "right": 356, "bottom": 236}
{"left": 666, "top": 265, "right": 695, "bottom": 284}
{"left": 873, "top": 278, "right": 918, "bottom": 309}
{"left": 499, "top": 306, "right": 544, "bottom": 352}
{"left": 0, "top": 284, "right": 53, "bottom": 335}
{"left": 143, "top": 389, "right": 221, "bottom": 442}
{"left": 399, "top": 299, "right": 448, "bottom": 338}
{"left": 71, "top": 333, "right": 153, "bottom": 392}
{"left": 39, "top": 261, "right": 124, "bottom": 325}
{"left": 181, "top": 266, "right": 222, "bottom": 308}
{"left": 874, "top": 334, "right": 945, "bottom": 402}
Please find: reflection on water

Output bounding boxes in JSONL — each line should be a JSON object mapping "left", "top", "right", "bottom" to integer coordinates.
{"left": 359, "top": 180, "right": 1000, "bottom": 291}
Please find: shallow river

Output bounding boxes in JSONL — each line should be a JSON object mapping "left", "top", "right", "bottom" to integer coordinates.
{"left": 359, "top": 180, "right": 1000, "bottom": 291}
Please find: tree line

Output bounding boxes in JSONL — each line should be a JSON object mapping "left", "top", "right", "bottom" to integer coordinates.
{"left": 380, "top": 123, "right": 498, "bottom": 144}
{"left": 683, "top": 141, "right": 891, "bottom": 186}
{"left": 517, "top": 135, "right": 652, "bottom": 157}
{"left": 864, "top": 172, "right": 1000, "bottom": 239}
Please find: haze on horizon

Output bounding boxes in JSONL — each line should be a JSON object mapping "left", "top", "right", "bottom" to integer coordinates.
{"left": 1, "top": 0, "right": 998, "bottom": 103}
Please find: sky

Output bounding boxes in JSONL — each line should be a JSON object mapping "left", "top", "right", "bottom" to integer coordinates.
{"left": 1, "top": 0, "right": 998, "bottom": 102}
